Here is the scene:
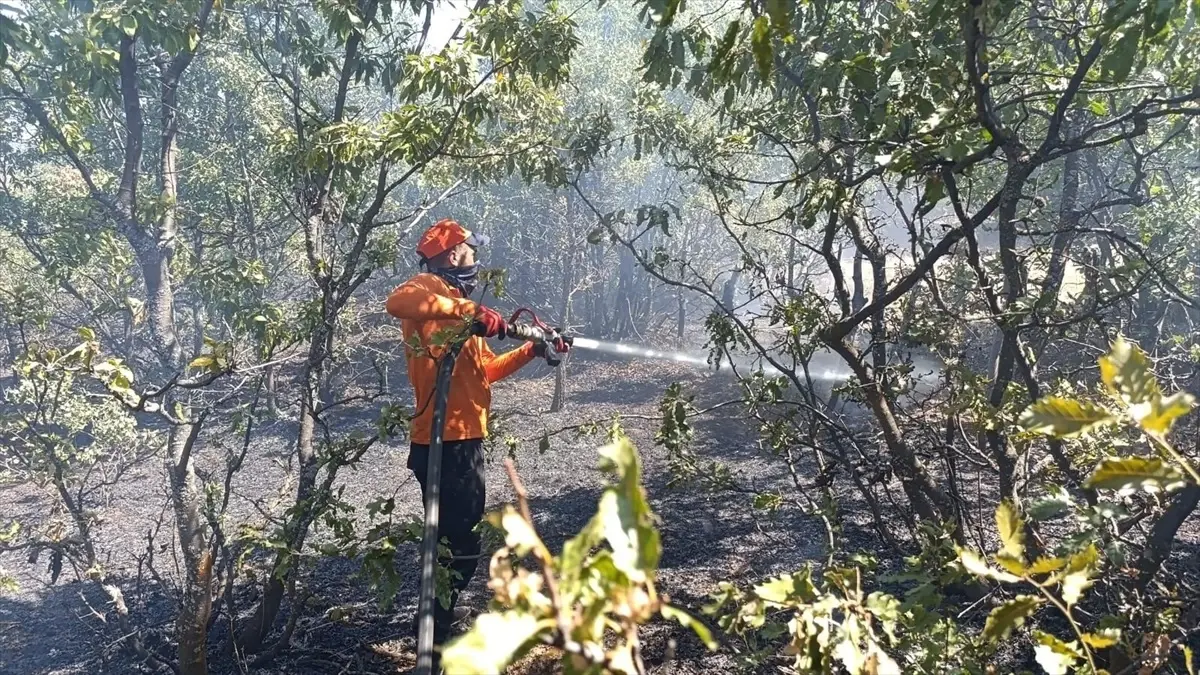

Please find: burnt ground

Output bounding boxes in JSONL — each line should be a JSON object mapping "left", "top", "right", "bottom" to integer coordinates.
{"left": 0, "top": 348, "right": 832, "bottom": 675}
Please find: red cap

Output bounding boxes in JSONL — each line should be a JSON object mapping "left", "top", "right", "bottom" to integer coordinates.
{"left": 416, "top": 219, "right": 489, "bottom": 261}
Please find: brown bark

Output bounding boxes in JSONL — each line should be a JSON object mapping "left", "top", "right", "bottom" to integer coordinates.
{"left": 1136, "top": 485, "right": 1200, "bottom": 587}
{"left": 824, "top": 336, "right": 958, "bottom": 532}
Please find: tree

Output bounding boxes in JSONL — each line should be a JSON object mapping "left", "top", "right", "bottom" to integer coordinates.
{"left": 1, "top": 0, "right": 591, "bottom": 669}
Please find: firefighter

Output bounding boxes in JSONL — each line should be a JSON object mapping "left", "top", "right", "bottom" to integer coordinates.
{"left": 385, "top": 218, "right": 563, "bottom": 665}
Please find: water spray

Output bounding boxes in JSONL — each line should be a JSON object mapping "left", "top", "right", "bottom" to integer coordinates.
{"left": 568, "top": 336, "right": 854, "bottom": 382}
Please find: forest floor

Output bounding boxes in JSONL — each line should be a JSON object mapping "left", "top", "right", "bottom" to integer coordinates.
{"left": 0, "top": 342, "right": 835, "bottom": 675}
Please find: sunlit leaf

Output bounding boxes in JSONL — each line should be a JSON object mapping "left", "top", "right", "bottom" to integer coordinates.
{"left": 996, "top": 554, "right": 1027, "bottom": 576}
{"left": 1098, "top": 335, "right": 1159, "bottom": 405}
{"left": 1018, "top": 398, "right": 1116, "bottom": 438}
{"left": 440, "top": 611, "right": 546, "bottom": 674}
{"left": 1028, "top": 487, "right": 1074, "bottom": 521}
{"left": 488, "top": 505, "right": 544, "bottom": 558}
{"left": 983, "top": 595, "right": 1042, "bottom": 642}
{"left": 1032, "top": 631, "right": 1082, "bottom": 675}
{"left": 958, "top": 548, "right": 1021, "bottom": 583}
{"left": 1081, "top": 628, "right": 1121, "bottom": 649}
{"left": 1137, "top": 391, "right": 1195, "bottom": 435}
{"left": 1084, "top": 456, "right": 1188, "bottom": 494}
{"left": 119, "top": 14, "right": 136, "bottom": 37}
{"left": 995, "top": 500, "right": 1025, "bottom": 563}
{"left": 754, "top": 569, "right": 817, "bottom": 606}
{"left": 1027, "top": 557, "right": 1067, "bottom": 576}
{"left": 557, "top": 511, "right": 603, "bottom": 601}
{"left": 1058, "top": 544, "right": 1099, "bottom": 606}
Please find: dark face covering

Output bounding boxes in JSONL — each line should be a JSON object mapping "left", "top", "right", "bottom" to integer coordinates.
{"left": 434, "top": 263, "right": 479, "bottom": 296}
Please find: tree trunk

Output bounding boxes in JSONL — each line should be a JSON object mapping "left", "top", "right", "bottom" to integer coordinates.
{"left": 825, "top": 336, "right": 959, "bottom": 536}
{"left": 1039, "top": 149, "right": 1080, "bottom": 312}
{"left": 852, "top": 249, "right": 867, "bottom": 313}
{"left": 170, "top": 421, "right": 213, "bottom": 675}
{"left": 982, "top": 167, "right": 1032, "bottom": 502}
{"left": 265, "top": 364, "right": 280, "bottom": 417}
{"left": 239, "top": 282, "right": 339, "bottom": 653}
{"left": 675, "top": 288, "right": 686, "bottom": 339}
{"left": 722, "top": 269, "right": 741, "bottom": 312}
{"left": 551, "top": 202, "right": 576, "bottom": 413}
{"left": 1136, "top": 485, "right": 1200, "bottom": 587}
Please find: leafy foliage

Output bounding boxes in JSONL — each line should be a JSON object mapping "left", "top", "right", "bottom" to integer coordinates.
{"left": 443, "top": 437, "right": 716, "bottom": 674}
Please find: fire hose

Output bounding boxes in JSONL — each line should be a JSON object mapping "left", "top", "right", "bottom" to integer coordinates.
{"left": 415, "top": 309, "right": 572, "bottom": 675}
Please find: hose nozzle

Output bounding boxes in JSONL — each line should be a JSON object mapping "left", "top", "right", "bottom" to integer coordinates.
{"left": 471, "top": 307, "right": 571, "bottom": 366}
{"left": 508, "top": 322, "right": 570, "bottom": 366}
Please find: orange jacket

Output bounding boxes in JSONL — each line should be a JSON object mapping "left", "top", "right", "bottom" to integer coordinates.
{"left": 385, "top": 273, "right": 535, "bottom": 444}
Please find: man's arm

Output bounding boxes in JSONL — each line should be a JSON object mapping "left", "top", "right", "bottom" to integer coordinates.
{"left": 479, "top": 340, "right": 536, "bottom": 383}
{"left": 386, "top": 275, "right": 476, "bottom": 321}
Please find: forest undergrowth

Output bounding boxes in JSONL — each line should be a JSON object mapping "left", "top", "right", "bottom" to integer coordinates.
{"left": 1, "top": 346, "right": 832, "bottom": 675}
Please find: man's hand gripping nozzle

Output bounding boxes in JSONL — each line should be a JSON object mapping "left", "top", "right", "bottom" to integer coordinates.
{"left": 471, "top": 307, "right": 573, "bottom": 367}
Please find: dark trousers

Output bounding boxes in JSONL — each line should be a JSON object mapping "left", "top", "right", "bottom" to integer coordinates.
{"left": 408, "top": 438, "right": 486, "bottom": 646}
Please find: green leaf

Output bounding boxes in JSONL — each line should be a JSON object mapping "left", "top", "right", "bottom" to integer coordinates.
{"left": 766, "top": 0, "right": 790, "bottom": 35}
{"left": 661, "top": 604, "right": 718, "bottom": 650}
{"left": 597, "top": 438, "right": 661, "bottom": 582}
{"left": 958, "top": 547, "right": 1021, "bottom": 583}
{"left": 1028, "top": 487, "right": 1074, "bottom": 521}
{"left": 753, "top": 569, "right": 817, "bottom": 606}
{"left": 1018, "top": 398, "right": 1116, "bottom": 438}
{"left": 920, "top": 176, "right": 945, "bottom": 216}
{"left": 120, "top": 14, "right": 137, "bottom": 37}
{"left": 865, "top": 591, "right": 902, "bottom": 626}
{"left": 187, "top": 25, "right": 199, "bottom": 52}
{"left": 1081, "top": 628, "right": 1121, "bottom": 649}
{"left": 488, "top": 506, "right": 543, "bottom": 558}
{"left": 983, "top": 595, "right": 1042, "bottom": 642}
{"left": 1098, "top": 335, "right": 1158, "bottom": 405}
{"left": 557, "top": 512, "right": 603, "bottom": 600}
{"left": 440, "top": 611, "right": 545, "bottom": 674}
{"left": 1101, "top": 27, "right": 1140, "bottom": 82}
{"left": 1089, "top": 99, "right": 1109, "bottom": 116}
{"left": 750, "top": 16, "right": 772, "bottom": 80}
{"left": 710, "top": 20, "right": 740, "bottom": 82}
{"left": 661, "top": 0, "right": 683, "bottom": 26}
{"left": 189, "top": 355, "right": 215, "bottom": 370}
{"left": 1058, "top": 544, "right": 1099, "bottom": 606}
{"left": 1084, "top": 456, "right": 1188, "bottom": 494}
{"left": 1032, "top": 631, "right": 1082, "bottom": 675}
{"left": 995, "top": 500, "right": 1025, "bottom": 563}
